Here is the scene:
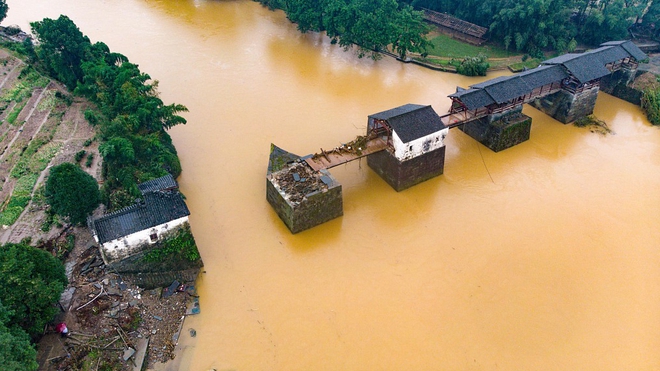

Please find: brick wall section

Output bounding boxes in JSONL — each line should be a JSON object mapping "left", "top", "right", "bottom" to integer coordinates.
{"left": 530, "top": 87, "right": 599, "bottom": 123}
{"left": 266, "top": 178, "right": 343, "bottom": 233}
{"left": 460, "top": 113, "right": 532, "bottom": 152}
{"left": 367, "top": 146, "right": 446, "bottom": 191}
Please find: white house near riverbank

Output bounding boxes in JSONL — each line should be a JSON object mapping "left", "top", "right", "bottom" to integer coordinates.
{"left": 88, "top": 174, "right": 190, "bottom": 265}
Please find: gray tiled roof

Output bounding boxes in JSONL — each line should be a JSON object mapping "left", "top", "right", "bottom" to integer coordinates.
{"left": 449, "top": 88, "right": 496, "bottom": 110}
{"left": 517, "top": 65, "right": 569, "bottom": 89}
{"left": 471, "top": 75, "right": 530, "bottom": 104}
{"left": 601, "top": 40, "right": 647, "bottom": 61}
{"left": 586, "top": 45, "right": 630, "bottom": 64}
{"left": 448, "top": 40, "right": 646, "bottom": 111}
{"left": 369, "top": 104, "right": 446, "bottom": 143}
{"left": 137, "top": 173, "right": 177, "bottom": 194}
{"left": 91, "top": 191, "right": 190, "bottom": 244}
{"left": 543, "top": 53, "right": 581, "bottom": 64}
{"left": 563, "top": 57, "right": 611, "bottom": 83}
{"left": 90, "top": 174, "right": 190, "bottom": 244}
{"left": 542, "top": 41, "right": 647, "bottom": 83}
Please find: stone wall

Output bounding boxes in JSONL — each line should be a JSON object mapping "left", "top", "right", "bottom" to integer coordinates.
{"left": 102, "top": 222, "right": 204, "bottom": 288}
{"left": 120, "top": 268, "right": 201, "bottom": 289}
{"left": 367, "top": 145, "right": 446, "bottom": 191}
{"left": 460, "top": 112, "right": 532, "bottom": 152}
{"left": 600, "top": 69, "right": 643, "bottom": 105}
{"left": 266, "top": 177, "right": 343, "bottom": 234}
{"left": 530, "top": 86, "right": 599, "bottom": 124}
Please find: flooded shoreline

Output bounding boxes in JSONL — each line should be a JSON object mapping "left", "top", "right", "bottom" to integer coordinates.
{"left": 6, "top": 0, "right": 660, "bottom": 370}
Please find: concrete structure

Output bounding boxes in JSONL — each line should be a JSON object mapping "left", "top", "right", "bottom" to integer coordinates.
{"left": 89, "top": 174, "right": 190, "bottom": 265}
{"left": 366, "top": 104, "right": 449, "bottom": 190}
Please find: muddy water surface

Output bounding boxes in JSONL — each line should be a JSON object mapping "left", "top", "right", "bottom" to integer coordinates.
{"left": 7, "top": 1, "right": 660, "bottom": 370}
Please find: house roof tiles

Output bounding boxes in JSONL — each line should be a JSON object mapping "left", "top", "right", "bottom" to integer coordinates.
{"left": 369, "top": 104, "right": 446, "bottom": 143}
{"left": 90, "top": 175, "right": 190, "bottom": 244}
{"left": 137, "top": 173, "right": 178, "bottom": 194}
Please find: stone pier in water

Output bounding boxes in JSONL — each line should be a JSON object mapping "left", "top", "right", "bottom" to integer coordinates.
{"left": 267, "top": 40, "right": 648, "bottom": 233}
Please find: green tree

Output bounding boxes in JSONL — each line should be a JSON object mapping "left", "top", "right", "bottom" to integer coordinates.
{"left": 30, "top": 15, "right": 92, "bottom": 89}
{"left": 0, "top": 243, "right": 67, "bottom": 338}
{"left": 0, "top": 301, "right": 38, "bottom": 371}
{"left": 0, "top": 1, "right": 8, "bottom": 24}
{"left": 45, "top": 162, "right": 100, "bottom": 225}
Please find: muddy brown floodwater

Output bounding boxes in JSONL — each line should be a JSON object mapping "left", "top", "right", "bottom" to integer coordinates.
{"left": 7, "top": 1, "right": 660, "bottom": 370}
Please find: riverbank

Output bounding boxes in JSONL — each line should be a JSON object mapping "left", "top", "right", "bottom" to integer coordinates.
{"left": 0, "top": 35, "right": 200, "bottom": 370}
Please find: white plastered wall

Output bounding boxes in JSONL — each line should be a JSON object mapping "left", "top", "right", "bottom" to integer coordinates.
{"left": 99, "top": 216, "right": 189, "bottom": 264}
{"left": 392, "top": 128, "right": 449, "bottom": 162}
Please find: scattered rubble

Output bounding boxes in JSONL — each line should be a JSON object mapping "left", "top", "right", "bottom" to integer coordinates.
{"left": 39, "top": 243, "right": 199, "bottom": 371}
{"left": 269, "top": 161, "right": 330, "bottom": 204}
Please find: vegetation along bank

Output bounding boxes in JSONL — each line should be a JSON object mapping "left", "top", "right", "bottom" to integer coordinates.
{"left": 0, "top": 2, "right": 202, "bottom": 370}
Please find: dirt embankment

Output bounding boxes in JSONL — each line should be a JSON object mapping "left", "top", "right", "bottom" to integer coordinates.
{"left": 0, "top": 46, "right": 198, "bottom": 370}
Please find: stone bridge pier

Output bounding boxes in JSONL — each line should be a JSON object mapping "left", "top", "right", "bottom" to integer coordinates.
{"left": 459, "top": 105, "right": 532, "bottom": 152}
{"left": 530, "top": 85, "right": 600, "bottom": 124}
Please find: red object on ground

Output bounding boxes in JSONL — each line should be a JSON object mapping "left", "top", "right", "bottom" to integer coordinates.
{"left": 55, "top": 323, "right": 68, "bottom": 334}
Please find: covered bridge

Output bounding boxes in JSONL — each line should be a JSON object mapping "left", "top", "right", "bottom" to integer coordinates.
{"left": 443, "top": 40, "right": 647, "bottom": 127}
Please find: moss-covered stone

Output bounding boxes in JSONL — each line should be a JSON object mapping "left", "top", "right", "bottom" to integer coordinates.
{"left": 460, "top": 113, "right": 532, "bottom": 152}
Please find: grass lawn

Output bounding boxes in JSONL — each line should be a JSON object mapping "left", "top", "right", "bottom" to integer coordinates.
{"left": 426, "top": 34, "right": 515, "bottom": 59}
{"left": 508, "top": 58, "right": 543, "bottom": 72}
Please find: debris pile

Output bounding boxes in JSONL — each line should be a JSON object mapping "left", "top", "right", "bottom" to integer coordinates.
{"left": 270, "top": 161, "right": 331, "bottom": 204}
{"left": 43, "top": 245, "right": 199, "bottom": 371}
{"left": 312, "top": 134, "right": 370, "bottom": 160}
{"left": 574, "top": 115, "right": 613, "bottom": 135}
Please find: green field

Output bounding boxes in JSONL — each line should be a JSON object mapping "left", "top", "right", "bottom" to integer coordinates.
{"left": 426, "top": 34, "right": 514, "bottom": 59}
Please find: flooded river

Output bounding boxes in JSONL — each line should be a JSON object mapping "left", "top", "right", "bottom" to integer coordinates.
{"left": 7, "top": 1, "right": 660, "bottom": 370}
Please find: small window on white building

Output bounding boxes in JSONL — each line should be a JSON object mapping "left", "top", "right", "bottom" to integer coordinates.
{"left": 409, "top": 145, "right": 413, "bottom": 151}
{"left": 150, "top": 232, "right": 158, "bottom": 242}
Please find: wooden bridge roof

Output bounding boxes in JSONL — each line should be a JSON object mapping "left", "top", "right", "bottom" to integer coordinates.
{"left": 369, "top": 104, "right": 446, "bottom": 143}
{"left": 543, "top": 41, "right": 647, "bottom": 83}
{"left": 601, "top": 40, "right": 647, "bottom": 61}
{"left": 450, "top": 40, "right": 647, "bottom": 111}
{"left": 450, "top": 65, "right": 568, "bottom": 110}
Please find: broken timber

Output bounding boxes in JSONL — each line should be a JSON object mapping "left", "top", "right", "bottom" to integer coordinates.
{"left": 305, "top": 137, "right": 388, "bottom": 171}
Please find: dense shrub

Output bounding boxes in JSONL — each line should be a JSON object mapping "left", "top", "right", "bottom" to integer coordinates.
{"left": 456, "top": 54, "right": 489, "bottom": 76}
{"left": 45, "top": 162, "right": 100, "bottom": 225}
{"left": 0, "top": 243, "right": 67, "bottom": 338}
{"left": 641, "top": 87, "right": 660, "bottom": 126}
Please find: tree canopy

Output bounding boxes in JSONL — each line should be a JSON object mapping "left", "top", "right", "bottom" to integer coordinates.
{"left": 0, "top": 0, "right": 8, "bottom": 25}
{"left": 30, "top": 15, "right": 187, "bottom": 210}
{"left": 0, "top": 301, "right": 38, "bottom": 371}
{"left": 0, "top": 243, "right": 67, "bottom": 338}
{"left": 402, "top": 0, "right": 655, "bottom": 55}
{"left": 45, "top": 162, "right": 100, "bottom": 225}
{"left": 257, "top": 0, "right": 431, "bottom": 59}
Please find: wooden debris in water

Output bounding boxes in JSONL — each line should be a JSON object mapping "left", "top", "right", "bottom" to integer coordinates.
{"left": 574, "top": 115, "right": 613, "bottom": 135}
